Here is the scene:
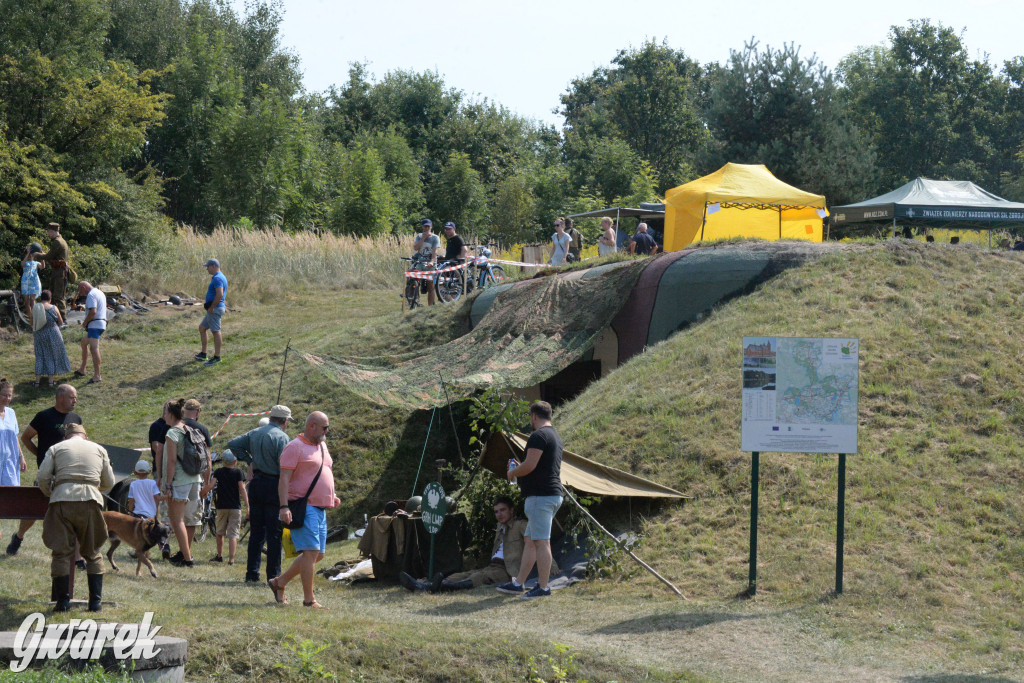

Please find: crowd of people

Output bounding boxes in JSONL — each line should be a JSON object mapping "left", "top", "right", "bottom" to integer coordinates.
{"left": 11, "top": 220, "right": 231, "bottom": 386}
{"left": 0, "top": 379, "right": 341, "bottom": 609}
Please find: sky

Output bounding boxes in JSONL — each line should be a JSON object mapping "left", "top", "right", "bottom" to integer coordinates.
{"left": 234, "top": 0, "right": 1023, "bottom": 127}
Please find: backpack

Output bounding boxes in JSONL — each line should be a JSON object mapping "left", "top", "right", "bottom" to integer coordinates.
{"left": 179, "top": 423, "right": 210, "bottom": 476}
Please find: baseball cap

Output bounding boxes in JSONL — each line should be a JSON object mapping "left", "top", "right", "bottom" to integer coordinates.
{"left": 221, "top": 449, "right": 237, "bottom": 463}
{"left": 65, "top": 423, "right": 86, "bottom": 438}
{"left": 203, "top": 258, "right": 220, "bottom": 268}
{"left": 134, "top": 460, "right": 152, "bottom": 474}
{"left": 269, "top": 405, "right": 292, "bottom": 419}
{"left": 420, "top": 219, "right": 432, "bottom": 228}
{"left": 444, "top": 222, "right": 456, "bottom": 230}
{"left": 184, "top": 398, "right": 202, "bottom": 411}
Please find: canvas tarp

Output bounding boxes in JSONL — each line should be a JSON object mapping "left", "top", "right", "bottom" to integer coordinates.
{"left": 302, "top": 259, "right": 649, "bottom": 409}
{"left": 481, "top": 432, "right": 688, "bottom": 499}
{"left": 830, "top": 177, "right": 1024, "bottom": 228}
{"left": 663, "top": 163, "right": 827, "bottom": 252}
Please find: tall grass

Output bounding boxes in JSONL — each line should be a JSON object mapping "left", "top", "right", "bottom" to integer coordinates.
{"left": 123, "top": 226, "right": 413, "bottom": 303}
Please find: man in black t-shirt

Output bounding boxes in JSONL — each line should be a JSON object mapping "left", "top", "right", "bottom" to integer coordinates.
{"left": 498, "top": 400, "right": 563, "bottom": 599}
{"left": 442, "top": 222, "right": 467, "bottom": 262}
{"left": 7, "top": 384, "right": 82, "bottom": 555}
{"left": 149, "top": 403, "right": 173, "bottom": 556}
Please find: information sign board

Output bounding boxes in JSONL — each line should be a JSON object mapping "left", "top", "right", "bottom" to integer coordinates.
{"left": 741, "top": 337, "right": 859, "bottom": 454}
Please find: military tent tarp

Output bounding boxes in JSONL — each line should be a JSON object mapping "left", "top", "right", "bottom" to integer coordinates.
{"left": 663, "top": 163, "right": 827, "bottom": 252}
{"left": 481, "top": 432, "right": 688, "bottom": 499}
{"left": 830, "top": 177, "right": 1024, "bottom": 229}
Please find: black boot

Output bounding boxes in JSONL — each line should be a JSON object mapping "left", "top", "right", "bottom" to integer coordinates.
{"left": 399, "top": 571, "right": 427, "bottom": 592}
{"left": 52, "top": 576, "right": 71, "bottom": 612}
{"left": 440, "top": 579, "right": 474, "bottom": 592}
{"left": 5, "top": 533, "right": 23, "bottom": 556}
{"left": 87, "top": 574, "right": 103, "bottom": 612}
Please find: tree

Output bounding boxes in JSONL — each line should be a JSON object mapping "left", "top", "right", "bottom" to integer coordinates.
{"left": 838, "top": 20, "right": 998, "bottom": 190}
{"left": 560, "top": 40, "right": 707, "bottom": 191}
{"left": 489, "top": 172, "right": 536, "bottom": 244}
{"left": 352, "top": 127, "right": 424, "bottom": 227}
{"left": 324, "top": 143, "right": 398, "bottom": 236}
{"left": 708, "top": 41, "right": 876, "bottom": 204}
{"left": 427, "top": 152, "right": 486, "bottom": 230}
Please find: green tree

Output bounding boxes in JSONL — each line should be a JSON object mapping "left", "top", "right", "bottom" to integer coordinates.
{"left": 561, "top": 40, "right": 707, "bottom": 191}
{"left": 489, "top": 171, "right": 536, "bottom": 244}
{"left": 707, "top": 40, "right": 876, "bottom": 204}
{"left": 353, "top": 127, "right": 424, "bottom": 228}
{"left": 324, "top": 143, "right": 398, "bottom": 236}
{"left": 427, "top": 151, "right": 486, "bottom": 230}
{"left": 838, "top": 20, "right": 998, "bottom": 190}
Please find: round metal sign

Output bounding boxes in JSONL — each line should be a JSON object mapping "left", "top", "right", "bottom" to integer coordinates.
{"left": 421, "top": 482, "right": 447, "bottom": 534}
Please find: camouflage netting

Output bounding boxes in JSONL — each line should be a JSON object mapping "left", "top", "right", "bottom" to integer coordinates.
{"left": 301, "top": 259, "right": 650, "bottom": 409}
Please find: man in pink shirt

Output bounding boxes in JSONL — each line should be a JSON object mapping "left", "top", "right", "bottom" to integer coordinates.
{"left": 270, "top": 411, "right": 339, "bottom": 608}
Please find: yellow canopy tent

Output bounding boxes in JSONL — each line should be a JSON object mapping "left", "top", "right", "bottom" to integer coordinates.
{"left": 663, "top": 163, "right": 828, "bottom": 252}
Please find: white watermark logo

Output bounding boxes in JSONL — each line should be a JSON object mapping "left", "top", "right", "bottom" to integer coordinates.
{"left": 10, "top": 612, "right": 162, "bottom": 673}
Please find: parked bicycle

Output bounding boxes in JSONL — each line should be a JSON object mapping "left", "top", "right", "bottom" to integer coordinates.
{"left": 402, "top": 255, "right": 466, "bottom": 308}
{"left": 470, "top": 246, "right": 507, "bottom": 290}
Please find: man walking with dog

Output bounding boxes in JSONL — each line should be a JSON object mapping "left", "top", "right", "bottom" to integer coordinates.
{"left": 37, "top": 423, "right": 114, "bottom": 612}
{"left": 227, "top": 404, "right": 292, "bottom": 584}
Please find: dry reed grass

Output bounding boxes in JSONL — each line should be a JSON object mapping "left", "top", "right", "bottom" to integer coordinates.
{"left": 124, "top": 226, "right": 413, "bottom": 302}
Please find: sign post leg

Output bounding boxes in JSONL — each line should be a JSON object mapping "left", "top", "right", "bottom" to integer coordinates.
{"left": 748, "top": 451, "right": 759, "bottom": 596}
{"left": 428, "top": 534, "right": 435, "bottom": 580}
{"left": 836, "top": 453, "right": 846, "bottom": 594}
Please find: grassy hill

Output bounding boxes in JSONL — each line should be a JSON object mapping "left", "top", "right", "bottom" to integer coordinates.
{"left": 1, "top": 238, "right": 1022, "bottom": 680}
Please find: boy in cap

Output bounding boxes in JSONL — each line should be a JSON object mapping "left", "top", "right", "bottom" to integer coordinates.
{"left": 202, "top": 449, "right": 249, "bottom": 564}
{"left": 196, "top": 258, "right": 227, "bottom": 366}
{"left": 127, "top": 459, "right": 163, "bottom": 520}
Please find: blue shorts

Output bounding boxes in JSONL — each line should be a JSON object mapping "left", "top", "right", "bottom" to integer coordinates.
{"left": 87, "top": 328, "right": 104, "bottom": 339}
{"left": 289, "top": 504, "right": 327, "bottom": 553}
{"left": 200, "top": 306, "right": 225, "bottom": 332}
{"left": 524, "top": 495, "right": 563, "bottom": 541}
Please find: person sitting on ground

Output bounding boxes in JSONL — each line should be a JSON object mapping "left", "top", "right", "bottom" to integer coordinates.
{"left": 127, "top": 459, "right": 164, "bottom": 520}
{"left": 628, "top": 223, "right": 658, "bottom": 256}
{"left": 400, "top": 495, "right": 558, "bottom": 592}
{"left": 201, "top": 449, "right": 249, "bottom": 564}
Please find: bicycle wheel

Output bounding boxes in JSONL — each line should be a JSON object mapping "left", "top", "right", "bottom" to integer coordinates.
{"left": 481, "top": 265, "right": 506, "bottom": 289}
{"left": 436, "top": 270, "right": 464, "bottom": 303}
{"left": 404, "top": 277, "right": 420, "bottom": 310}
{"left": 206, "top": 504, "right": 218, "bottom": 541}
{"left": 195, "top": 497, "right": 212, "bottom": 543}
{"left": 9, "top": 290, "right": 30, "bottom": 330}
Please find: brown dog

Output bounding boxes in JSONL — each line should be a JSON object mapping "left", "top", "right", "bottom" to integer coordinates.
{"left": 102, "top": 511, "right": 171, "bottom": 578}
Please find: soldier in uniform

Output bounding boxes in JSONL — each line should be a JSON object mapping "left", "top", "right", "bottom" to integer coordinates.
{"left": 38, "top": 423, "right": 114, "bottom": 612}
{"left": 33, "top": 223, "right": 73, "bottom": 319}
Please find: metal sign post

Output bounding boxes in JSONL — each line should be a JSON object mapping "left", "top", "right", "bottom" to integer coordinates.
{"left": 741, "top": 337, "right": 858, "bottom": 597}
{"left": 421, "top": 482, "right": 447, "bottom": 579}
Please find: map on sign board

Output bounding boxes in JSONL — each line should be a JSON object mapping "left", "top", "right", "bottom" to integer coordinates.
{"left": 741, "top": 337, "right": 859, "bottom": 454}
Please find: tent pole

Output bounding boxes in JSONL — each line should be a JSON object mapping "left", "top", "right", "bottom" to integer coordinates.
{"left": 779, "top": 207, "right": 783, "bottom": 239}
{"left": 616, "top": 208, "right": 621, "bottom": 249}
{"left": 700, "top": 203, "right": 708, "bottom": 242}
{"left": 561, "top": 486, "right": 687, "bottom": 599}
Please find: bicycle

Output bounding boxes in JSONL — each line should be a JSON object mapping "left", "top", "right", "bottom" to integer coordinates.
{"left": 471, "top": 246, "right": 506, "bottom": 289}
{"left": 401, "top": 255, "right": 429, "bottom": 310}
{"left": 434, "top": 259, "right": 467, "bottom": 303}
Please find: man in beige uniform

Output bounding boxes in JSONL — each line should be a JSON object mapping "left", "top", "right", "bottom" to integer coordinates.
{"left": 38, "top": 423, "right": 114, "bottom": 612}
{"left": 33, "top": 222, "right": 72, "bottom": 319}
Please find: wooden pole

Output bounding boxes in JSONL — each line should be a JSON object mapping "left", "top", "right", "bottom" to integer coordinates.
{"left": 561, "top": 486, "right": 686, "bottom": 599}
{"left": 276, "top": 340, "right": 291, "bottom": 405}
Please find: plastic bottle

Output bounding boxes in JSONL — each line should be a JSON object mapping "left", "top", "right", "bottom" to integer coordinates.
{"left": 508, "top": 458, "right": 518, "bottom": 484}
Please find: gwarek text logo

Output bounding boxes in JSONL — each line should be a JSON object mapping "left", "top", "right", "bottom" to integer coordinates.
{"left": 9, "top": 612, "right": 162, "bottom": 673}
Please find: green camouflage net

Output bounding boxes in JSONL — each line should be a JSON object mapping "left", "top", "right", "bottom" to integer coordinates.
{"left": 301, "top": 260, "right": 649, "bottom": 409}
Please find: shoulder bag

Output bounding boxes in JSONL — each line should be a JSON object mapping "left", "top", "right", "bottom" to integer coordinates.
{"left": 285, "top": 444, "right": 324, "bottom": 530}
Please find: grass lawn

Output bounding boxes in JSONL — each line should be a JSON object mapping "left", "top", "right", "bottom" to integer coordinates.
{"left": 1, "top": 240, "right": 1022, "bottom": 680}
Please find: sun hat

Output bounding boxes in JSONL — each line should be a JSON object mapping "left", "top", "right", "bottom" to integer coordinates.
{"left": 269, "top": 405, "right": 292, "bottom": 419}
{"left": 134, "top": 460, "right": 152, "bottom": 474}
